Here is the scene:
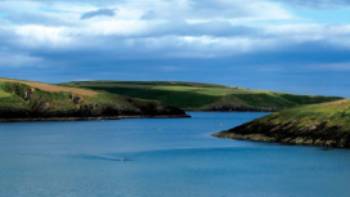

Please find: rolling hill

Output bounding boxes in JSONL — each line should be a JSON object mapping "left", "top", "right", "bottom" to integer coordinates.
{"left": 0, "top": 78, "right": 187, "bottom": 121}
{"left": 65, "top": 81, "right": 342, "bottom": 111}
{"left": 215, "top": 100, "right": 350, "bottom": 148}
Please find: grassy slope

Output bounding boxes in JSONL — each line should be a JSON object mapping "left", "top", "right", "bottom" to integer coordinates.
{"left": 0, "top": 78, "right": 186, "bottom": 120}
{"left": 65, "top": 81, "right": 342, "bottom": 111}
{"left": 216, "top": 100, "right": 350, "bottom": 148}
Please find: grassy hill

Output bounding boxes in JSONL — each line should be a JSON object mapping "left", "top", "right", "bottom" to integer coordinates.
{"left": 0, "top": 78, "right": 187, "bottom": 121}
{"left": 216, "top": 100, "right": 350, "bottom": 148}
{"left": 65, "top": 81, "right": 342, "bottom": 111}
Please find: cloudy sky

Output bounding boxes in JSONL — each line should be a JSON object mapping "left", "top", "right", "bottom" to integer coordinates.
{"left": 0, "top": 0, "right": 349, "bottom": 96}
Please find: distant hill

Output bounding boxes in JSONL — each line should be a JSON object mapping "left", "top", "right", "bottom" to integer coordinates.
{"left": 0, "top": 78, "right": 187, "bottom": 121}
{"left": 215, "top": 100, "right": 350, "bottom": 148}
{"left": 65, "top": 81, "right": 342, "bottom": 112}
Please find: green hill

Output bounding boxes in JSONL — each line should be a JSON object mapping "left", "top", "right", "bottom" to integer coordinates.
{"left": 0, "top": 78, "right": 187, "bottom": 121}
{"left": 216, "top": 100, "right": 350, "bottom": 148}
{"left": 65, "top": 81, "right": 342, "bottom": 111}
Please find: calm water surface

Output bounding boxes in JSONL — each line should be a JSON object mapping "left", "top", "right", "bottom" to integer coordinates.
{"left": 0, "top": 112, "right": 350, "bottom": 197}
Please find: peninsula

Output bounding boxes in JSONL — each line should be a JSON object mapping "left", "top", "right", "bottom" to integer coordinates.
{"left": 216, "top": 100, "right": 350, "bottom": 148}
{"left": 0, "top": 78, "right": 187, "bottom": 121}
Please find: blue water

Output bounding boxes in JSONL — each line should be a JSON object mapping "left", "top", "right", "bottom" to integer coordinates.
{"left": 0, "top": 112, "right": 350, "bottom": 197}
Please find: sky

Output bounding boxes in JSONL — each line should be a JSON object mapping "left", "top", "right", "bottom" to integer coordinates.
{"left": 0, "top": 0, "right": 349, "bottom": 97}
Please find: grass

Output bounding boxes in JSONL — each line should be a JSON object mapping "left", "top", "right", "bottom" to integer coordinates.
{"left": 265, "top": 100, "right": 350, "bottom": 131}
{"left": 65, "top": 81, "right": 343, "bottom": 111}
{"left": 0, "top": 79, "right": 186, "bottom": 120}
{"left": 0, "top": 89, "right": 10, "bottom": 98}
{"left": 217, "top": 99, "right": 350, "bottom": 148}
{"left": 0, "top": 78, "right": 96, "bottom": 96}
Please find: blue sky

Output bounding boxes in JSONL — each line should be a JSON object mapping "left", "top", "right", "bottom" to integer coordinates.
{"left": 0, "top": 0, "right": 349, "bottom": 97}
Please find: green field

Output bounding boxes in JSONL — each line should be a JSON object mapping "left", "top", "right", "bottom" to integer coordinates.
{"left": 0, "top": 78, "right": 186, "bottom": 120}
{"left": 65, "top": 81, "right": 342, "bottom": 111}
{"left": 216, "top": 100, "right": 350, "bottom": 148}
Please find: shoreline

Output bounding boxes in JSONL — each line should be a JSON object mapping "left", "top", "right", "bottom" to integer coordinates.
{"left": 0, "top": 114, "right": 191, "bottom": 123}
{"left": 214, "top": 131, "right": 350, "bottom": 149}
{"left": 186, "top": 109, "right": 274, "bottom": 112}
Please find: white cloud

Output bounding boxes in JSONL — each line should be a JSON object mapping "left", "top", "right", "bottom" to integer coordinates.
{"left": 261, "top": 23, "right": 350, "bottom": 47}
{"left": 14, "top": 25, "right": 73, "bottom": 48}
{"left": 180, "top": 35, "right": 277, "bottom": 53}
{"left": 80, "top": 19, "right": 151, "bottom": 36}
{"left": 1, "top": 0, "right": 350, "bottom": 64}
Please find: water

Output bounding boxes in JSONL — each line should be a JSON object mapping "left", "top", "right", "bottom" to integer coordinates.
{"left": 0, "top": 112, "right": 350, "bottom": 197}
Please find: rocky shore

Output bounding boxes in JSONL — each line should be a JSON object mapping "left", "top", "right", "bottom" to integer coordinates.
{"left": 215, "top": 100, "right": 350, "bottom": 149}
{"left": 215, "top": 125, "right": 350, "bottom": 148}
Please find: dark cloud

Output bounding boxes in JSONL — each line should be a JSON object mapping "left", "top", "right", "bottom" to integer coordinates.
{"left": 80, "top": 8, "right": 115, "bottom": 20}
{"left": 2, "top": 40, "right": 350, "bottom": 97}
{"left": 25, "top": 36, "right": 350, "bottom": 69}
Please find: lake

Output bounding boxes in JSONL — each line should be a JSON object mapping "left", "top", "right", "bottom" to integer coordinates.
{"left": 0, "top": 112, "right": 350, "bottom": 197}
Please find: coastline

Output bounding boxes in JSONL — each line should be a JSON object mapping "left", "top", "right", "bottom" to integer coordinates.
{"left": 214, "top": 130, "right": 350, "bottom": 149}
{"left": 0, "top": 114, "right": 191, "bottom": 123}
